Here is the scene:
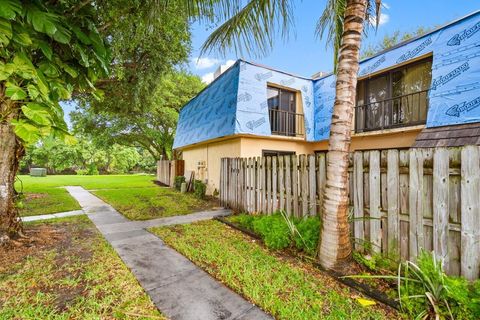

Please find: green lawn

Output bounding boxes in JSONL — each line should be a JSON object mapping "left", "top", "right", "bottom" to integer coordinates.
{"left": 17, "top": 174, "right": 155, "bottom": 190}
{"left": 93, "top": 187, "right": 218, "bottom": 220}
{"left": 0, "top": 216, "right": 164, "bottom": 319}
{"left": 150, "top": 220, "right": 397, "bottom": 320}
{"left": 16, "top": 174, "right": 217, "bottom": 220}
{"left": 16, "top": 174, "right": 154, "bottom": 216}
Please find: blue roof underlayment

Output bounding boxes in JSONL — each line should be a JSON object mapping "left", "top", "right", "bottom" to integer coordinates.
{"left": 174, "top": 10, "right": 480, "bottom": 149}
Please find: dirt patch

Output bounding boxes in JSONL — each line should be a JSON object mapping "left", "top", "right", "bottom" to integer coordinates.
{"left": 25, "top": 193, "right": 47, "bottom": 201}
{"left": 1, "top": 219, "right": 99, "bottom": 312}
{"left": 0, "top": 224, "right": 66, "bottom": 273}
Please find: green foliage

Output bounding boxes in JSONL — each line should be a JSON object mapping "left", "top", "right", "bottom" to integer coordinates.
{"left": 174, "top": 175, "right": 186, "bottom": 191}
{"left": 76, "top": 164, "right": 99, "bottom": 176}
{"left": 231, "top": 212, "right": 321, "bottom": 255}
{"left": 293, "top": 216, "right": 321, "bottom": 255}
{"left": 352, "top": 251, "right": 397, "bottom": 273}
{"left": 360, "top": 27, "right": 431, "bottom": 59}
{"left": 252, "top": 214, "right": 291, "bottom": 250}
{"left": 72, "top": 71, "right": 204, "bottom": 160}
{"left": 0, "top": 0, "right": 109, "bottom": 145}
{"left": 193, "top": 180, "right": 207, "bottom": 199}
{"left": 21, "top": 136, "right": 155, "bottom": 174}
{"left": 398, "top": 251, "right": 480, "bottom": 319}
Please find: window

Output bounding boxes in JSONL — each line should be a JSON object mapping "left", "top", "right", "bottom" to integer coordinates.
{"left": 355, "top": 57, "right": 432, "bottom": 132}
{"left": 262, "top": 150, "right": 296, "bottom": 157}
{"left": 267, "top": 86, "right": 304, "bottom": 137}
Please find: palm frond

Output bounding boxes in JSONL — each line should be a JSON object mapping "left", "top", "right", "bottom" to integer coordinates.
{"left": 315, "top": 0, "right": 382, "bottom": 71}
{"left": 315, "top": 0, "right": 346, "bottom": 71}
{"left": 198, "top": 0, "right": 295, "bottom": 58}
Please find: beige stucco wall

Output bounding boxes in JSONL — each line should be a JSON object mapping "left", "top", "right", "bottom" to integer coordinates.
{"left": 179, "top": 126, "right": 422, "bottom": 195}
{"left": 181, "top": 138, "right": 241, "bottom": 195}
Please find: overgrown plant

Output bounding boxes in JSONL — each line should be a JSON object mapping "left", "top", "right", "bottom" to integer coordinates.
{"left": 193, "top": 179, "right": 206, "bottom": 199}
{"left": 230, "top": 212, "right": 321, "bottom": 256}
{"left": 174, "top": 175, "right": 186, "bottom": 191}
{"left": 398, "top": 252, "right": 480, "bottom": 319}
{"left": 348, "top": 251, "right": 480, "bottom": 319}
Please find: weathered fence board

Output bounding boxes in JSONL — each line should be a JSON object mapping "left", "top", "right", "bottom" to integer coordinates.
{"left": 460, "top": 146, "right": 480, "bottom": 281}
{"left": 219, "top": 146, "right": 480, "bottom": 279}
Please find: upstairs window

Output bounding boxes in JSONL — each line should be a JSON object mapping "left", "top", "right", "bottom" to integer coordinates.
{"left": 267, "top": 86, "right": 304, "bottom": 137}
{"left": 355, "top": 57, "right": 432, "bottom": 132}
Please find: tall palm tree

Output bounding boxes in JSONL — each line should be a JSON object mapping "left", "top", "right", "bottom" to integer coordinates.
{"left": 185, "top": 0, "right": 381, "bottom": 269}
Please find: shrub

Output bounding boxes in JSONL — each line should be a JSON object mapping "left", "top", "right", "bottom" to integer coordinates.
{"left": 293, "top": 216, "right": 320, "bottom": 255}
{"left": 174, "top": 175, "right": 186, "bottom": 191}
{"left": 252, "top": 214, "right": 291, "bottom": 250}
{"left": 398, "top": 251, "right": 480, "bottom": 319}
{"left": 231, "top": 214, "right": 255, "bottom": 231}
{"left": 193, "top": 180, "right": 206, "bottom": 199}
{"left": 76, "top": 164, "right": 99, "bottom": 175}
{"left": 230, "top": 212, "right": 321, "bottom": 255}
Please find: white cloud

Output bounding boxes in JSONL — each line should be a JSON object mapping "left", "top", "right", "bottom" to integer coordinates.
{"left": 224, "top": 59, "right": 236, "bottom": 68}
{"left": 370, "top": 13, "right": 389, "bottom": 26}
{"left": 191, "top": 57, "right": 220, "bottom": 70}
{"left": 201, "top": 72, "right": 214, "bottom": 84}
{"left": 200, "top": 59, "right": 237, "bottom": 84}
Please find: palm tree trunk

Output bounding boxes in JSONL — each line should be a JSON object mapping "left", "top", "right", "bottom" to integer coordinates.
{"left": 318, "top": 0, "right": 367, "bottom": 270}
{"left": 0, "top": 104, "right": 23, "bottom": 244}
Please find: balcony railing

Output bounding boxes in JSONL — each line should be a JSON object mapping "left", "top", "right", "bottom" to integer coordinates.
{"left": 269, "top": 109, "right": 305, "bottom": 137}
{"left": 355, "top": 89, "right": 429, "bottom": 133}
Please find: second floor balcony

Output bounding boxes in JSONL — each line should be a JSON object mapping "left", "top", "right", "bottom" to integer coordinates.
{"left": 269, "top": 109, "right": 305, "bottom": 137}
{"left": 355, "top": 89, "right": 429, "bottom": 132}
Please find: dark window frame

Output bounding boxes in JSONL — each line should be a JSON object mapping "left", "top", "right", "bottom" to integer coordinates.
{"left": 262, "top": 150, "right": 296, "bottom": 157}
{"left": 267, "top": 86, "right": 305, "bottom": 137}
{"left": 355, "top": 56, "right": 433, "bottom": 133}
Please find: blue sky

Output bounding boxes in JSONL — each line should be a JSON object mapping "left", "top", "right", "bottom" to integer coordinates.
{"left": 188, "top": 0, "right": 479, "bottom": 81}
{"left": 64, "top": 1, "right": 478, "bottom": 124}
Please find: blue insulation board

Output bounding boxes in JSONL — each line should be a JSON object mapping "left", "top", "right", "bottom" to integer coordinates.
{"left": 173, "top": 62, "right": 240, "bottom": 149}
{"left": 314, "top": 11, "right": 480, "bottom": 140}
{"left": 235, "top": 61, "right": 315, "bottom": 141}
{"left": 174, "top": 11, "right": 480, "bottom": 148}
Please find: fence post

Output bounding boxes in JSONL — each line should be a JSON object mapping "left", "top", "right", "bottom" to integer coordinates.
{"left": 433, "top": 148, "right": 449, "bottom": 270}
{"left": 353, "top": 151, "right": 364, "bottom": 251}
{"left": 409, "top": 149, "right": 425, "bottom": 261}
{"left": 308, "top": 155, "right": 316, "bottom": 216}
{"left": 300, "top": 155, "right": 308, "bottom": 217}
{"left": 292, "top": 155, "right": 299, "bottom": 217}
{"left": 272, "top": 157, "right": 278, "bottom": 212}
{"left": 278, "top": 156, "right": 285, "bottom": 212}
{"left": 266, "top": 157, "right": 272, "bottom": 214}
{"left": 460, "top": 146, "right": 480, "bottom": 281}
{"left": 317, "top": 153, "right": 326, "bottom": 217}
{"left": 369, "top": 150, "right": 381, "bottom": 253}
{"left": 285, "top": 155, "right": 292, "bottom": 216}
{"left": 387, "top": 149, "right": 400, "bottom": 258}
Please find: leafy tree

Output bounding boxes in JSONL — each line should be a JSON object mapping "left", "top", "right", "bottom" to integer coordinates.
{"left": 0, "top": 0, "right": 108, "bottom": 241}
{"left": 0, "top": 0, "right": 194, "bottom": 242}
{"left": 360, "top": 26, "right": 430, "bottom": 59}
{"left": 21, "top": 136, "right": 154, "bottom": 174}
{"left": 72, "top": 72, "right": 204, "bottom": 160}
{"left": 187, "top": 0, "right": 382, "bottom": 270}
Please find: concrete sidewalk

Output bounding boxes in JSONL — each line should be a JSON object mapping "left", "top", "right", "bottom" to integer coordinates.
{"left": 21, "top": 210, "right": 85, "bottom": 222}
{"left": 66, "top": 186, "right": 272, "bottom": 320}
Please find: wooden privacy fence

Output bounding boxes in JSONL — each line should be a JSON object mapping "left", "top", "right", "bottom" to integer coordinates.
{"left": 156, "top": 160, "right": 184, "bottom": 187}
{"left": 219, "top": 146, "right": 480, "bottom": 280}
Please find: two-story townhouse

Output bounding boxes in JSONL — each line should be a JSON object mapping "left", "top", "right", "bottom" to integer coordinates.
{"left": 174, "top": 10, "right": 480, "bottom": 194}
